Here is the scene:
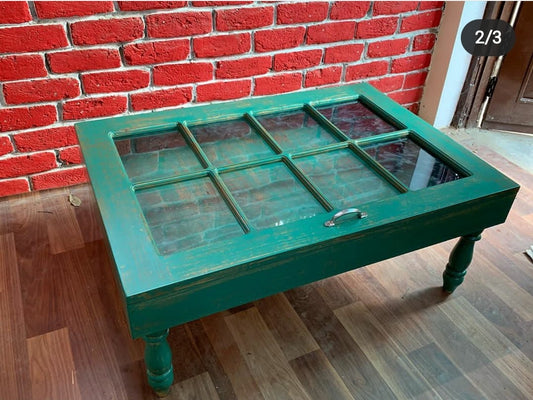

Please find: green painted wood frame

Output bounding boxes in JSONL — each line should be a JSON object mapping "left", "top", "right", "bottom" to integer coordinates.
{"left": 76, "top": 83, "right": 519, "bottom": 395}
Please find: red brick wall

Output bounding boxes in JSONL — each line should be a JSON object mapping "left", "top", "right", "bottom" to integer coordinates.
{"left": 0, "top": 1, "right": 444, "bottom": 197}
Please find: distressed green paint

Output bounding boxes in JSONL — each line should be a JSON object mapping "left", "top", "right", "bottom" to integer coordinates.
{"left": 75, "top": 83, "right": 519, "bottom": 395}
{"left": 144, "top": 329, "right": 173, "bottom": 397}
{"left": 443, "top": 232, "right": 483, "bottom": 293}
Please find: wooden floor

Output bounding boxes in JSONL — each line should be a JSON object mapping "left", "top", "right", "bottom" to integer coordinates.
{"left": 1, "top": 144, "right": 532, "bottom": 400}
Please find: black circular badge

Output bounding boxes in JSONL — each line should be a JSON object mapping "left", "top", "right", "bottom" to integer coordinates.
{"left": 461, "top": 19, "right": 515, "bottom": 56}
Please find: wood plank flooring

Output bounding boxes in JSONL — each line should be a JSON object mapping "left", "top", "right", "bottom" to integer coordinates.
{"left": 1, "top": 142, "right": 532, "bottom": 400}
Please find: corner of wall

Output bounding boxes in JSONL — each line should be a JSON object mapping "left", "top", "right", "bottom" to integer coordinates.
{"left": 419, "top": 1, "right": 487, "bottom": 128}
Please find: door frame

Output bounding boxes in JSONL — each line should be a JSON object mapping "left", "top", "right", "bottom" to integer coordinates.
{"left": 452, "top": 1, "right": 519, "bottom": 129}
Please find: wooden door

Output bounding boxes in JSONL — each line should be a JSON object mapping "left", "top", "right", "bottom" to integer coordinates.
{"left": 483, "top": 2, "right": 533, "bottom": 133}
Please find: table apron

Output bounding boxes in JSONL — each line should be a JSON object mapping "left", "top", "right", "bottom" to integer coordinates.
{"left": 126, "top": 188, "right": 516, "bottom": 338}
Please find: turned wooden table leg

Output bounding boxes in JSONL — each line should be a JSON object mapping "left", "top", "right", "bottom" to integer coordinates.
{"left": 442, "top": 231, "right": 483, "bottom": 293}
{"left": 144, "top": 329, "right": 174, "bottom": 397}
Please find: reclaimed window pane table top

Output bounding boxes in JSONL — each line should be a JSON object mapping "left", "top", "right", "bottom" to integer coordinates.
{"left": 75, "top": 83, "right": 519, "bottom": 397}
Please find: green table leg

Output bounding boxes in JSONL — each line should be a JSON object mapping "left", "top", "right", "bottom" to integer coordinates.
{"left": 443, "top": 231, "right": 483, "bottom": 293}
{"left": 144, "top": 329, "right": 174, "bottom": 397}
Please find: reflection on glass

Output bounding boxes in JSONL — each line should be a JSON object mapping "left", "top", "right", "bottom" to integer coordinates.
{"left": 137, "top": 178, "right": 243, "bottom": 254}
{"left": 294, "top": 149, "right": 398, "bottom": 208}
{"left": 221, "top": 163, "right": 324, "bottom": 230}
{"left": 189, "top": 119, "right": 275, "bottom": 166}
{"left": 114, "top": 131, "right": 203, "bottom": 183}
{"left": 257, "top": 110, "right": 338, "bottom": 152}
{"left": 363, "top": 138, "right": 463, "bottom": 190}
{"left": 317, "top": 101, "right": 398, "bottom": 139}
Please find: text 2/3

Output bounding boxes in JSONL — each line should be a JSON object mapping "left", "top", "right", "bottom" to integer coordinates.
{"left": 461, "top": 19, "right": 515, "bottom": 56}
{"left": 475, "top": 29, "right": 502, "bottom": 45}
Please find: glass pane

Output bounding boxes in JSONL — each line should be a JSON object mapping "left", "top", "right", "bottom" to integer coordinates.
{"left": 115, "top": 131, "right": 203, "bottom": 183}
{"left": 189, "top": 119, "right": 275, "bottom": 166}
{"left": 137, "top": 178, "right": 244, "bottom": 254}
{"left": 294, "top": 149, "right": 398, "bottom": 208}
{"left": 317, "top": 101, "right": 398, "bottom": 139}
{"left": 362, "top": 138, "right": 463, "bottom": 190}
{"left": 257, "top": 110, "right": 339, "bottom": 152}
{"left": 221, "top": 163, "right": 324, "bottom": 230}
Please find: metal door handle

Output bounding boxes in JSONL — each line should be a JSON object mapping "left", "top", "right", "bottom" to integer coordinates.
{"left": 324, "top": 208, "right": 367, "bottom": 227}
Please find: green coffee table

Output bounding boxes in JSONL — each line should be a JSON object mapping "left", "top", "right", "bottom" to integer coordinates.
{"left": 75, "top": 83, "right": 519, "bottom": 396}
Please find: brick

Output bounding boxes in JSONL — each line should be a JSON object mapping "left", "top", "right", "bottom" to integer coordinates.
{"left": 4, "top": 78, "right": 80, "bottom": 105}
{"left": 47, "top": 49, "right": 121, "bottom": 73}
{"left": 194, "top": 33, "right": 250, "bottom": 58}
{"left": 117, "top": 1, "right": 186, "bottom": 11}
{"left": 330, "top": 2, "right": 370, "bottom": 20}
{"left": 146, "top": 11, "right": 212, "bottom": 38}
{"left": 405, "top": 103, "right": 420, "bottom": 113}
{"left": 345, "top": 60, "right": 389, "bottom": 81}
{"left": 71, "top": 17, "right": 144, "bottom": 45}
{"left": 307, "top": 21, "right": 356, "bottom": 44}
{"left": 123, "top": 39, "right": 189, "bottom": 65}
{"left": 277, "top": 2, "right": 328, "bottom": 24}
{"left": 367, "top": 38, "right": 410, "bottom": 58}
{"left": 216, "top": 56, "right": 271, "bottom": 79}
{"left": 35, "top": 1, "right": 114, "bottom": 18}
{"left": 356, "top": 17, "right": 398, "bottom": 38}
{"left": 82, "top": 70, "right": 150, "bottom": 94}
{"left": 391, "top": 54, "right": 432, "bottom": 73}
{"left": 324, "top": 43, "right": 364, "bottom": 63}
{"left": 0, "top": 151, "right": 57, "bottom": 179}
{"left": 400, "top": 10, "right": 442, "bottom": 33}
{"left": 254, "top": 72, "right": 302, "bottom": 96}
{"left": 404, "top": 71, "right": 428, "bottom": 88}
{"left": 131, "top": 87, "right": 192, "bottom": 111}
{"left": 274, "top": 49, "right": 322, "bottom": 71}
{"left": 63, "top": 96, "right": 127, "bottom": 120}
{"left": 153, "top": 62, "right": 213, "bottom": 86}
{"left": 0, "top": 55, "right": 47, "bottom": 82}
{"left": 388, "top": 88, "right": 424, "bottom": 105}
{"left": 419, "top": 1, "right": 445, "bottom": 11}
{"left": 193, "top": 1, "right": 252, "bottom": 5}
{"left": 216, "top": 7, "right": 274, "bottom": 31}
{"left": 412, "top": 33, "right": 437, "bottom": 51}
{"left": 0, "top": 178, "right": 30, "bottom": 197}
{"left": 196, "top": 80, "right": 251, "bottom": 102}
{"left": 0, "top": 136, "right": 14, "bottom": 156}
{"left": 367, "top": 75, "right": 404, "bottom": 92}
{"left": 254, "top": 27, "right": 305, "bottom": 52}
{"left": 373, "top": 2, "right": 418, "bottom": 15}
{"left": 13, "top": 126, "right": 78, "bottom": 152}
{"left": 0, "top": 25, "right": 67, "bottom": 54}
{"left": 0, "top": 105, "right": 57, "bottom": 133}
{"left": 0, "top": 2, "right": 31, "bottom": 23}
{"left": 304, "top": 66, "right": 342, "bottom": 88}
{"left": 31, "top": 167, "right": 89, "bottom": 191}
{"left": 59, "top": 146, "right": 82, "bottom": 165}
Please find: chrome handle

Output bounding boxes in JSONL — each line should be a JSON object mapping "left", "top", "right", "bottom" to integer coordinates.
{"left": 324, "top": 208, "right": 367, "bottom": 227}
